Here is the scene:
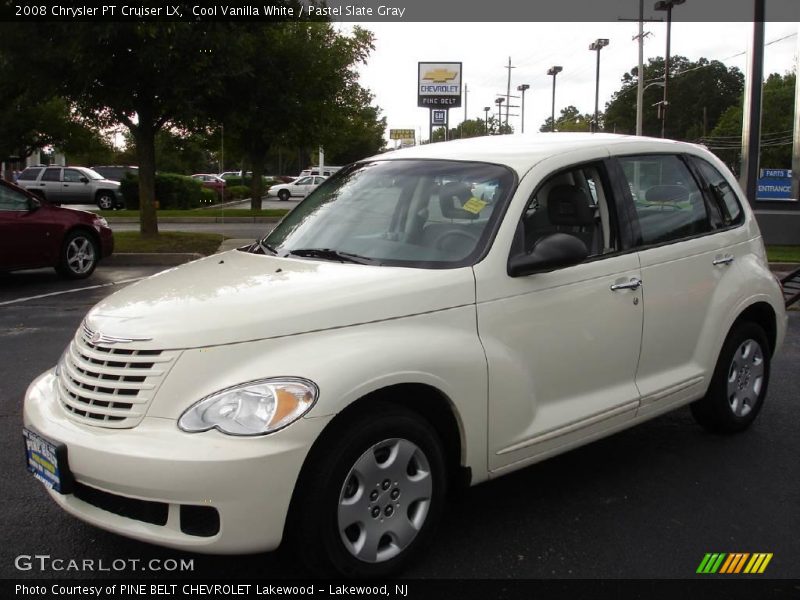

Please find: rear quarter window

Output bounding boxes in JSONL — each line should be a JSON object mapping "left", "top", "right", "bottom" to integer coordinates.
{"left": 692, "top": 157, "right": 744, "bottom": 227}
{"left": 17, "top": 167, "right": 42, "bottom": 181}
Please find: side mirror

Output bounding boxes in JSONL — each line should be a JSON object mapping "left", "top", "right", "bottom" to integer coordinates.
{"left": 508, "top": 233, "right": 589, "bottom": 277}
{"left": 80, "top": 177, "right": 89, "bottom": 184}
{"left": 28, "top": 197, "right": 41, "bottom": 211}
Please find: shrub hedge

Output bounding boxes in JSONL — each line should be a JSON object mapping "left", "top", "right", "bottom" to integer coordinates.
{"left": 121, "top": 173, "right": 204, "bottom": 210}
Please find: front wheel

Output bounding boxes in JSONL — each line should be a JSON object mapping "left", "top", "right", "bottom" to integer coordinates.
{"left": 278, "top": 189, "right": 291, "bottom": 202}
{"left": 287, "top": 404, "right": 447, "bottom": 578}
{"left": 56, "top": 231, "right": 98, "bottom": 279}
{"left": 691, "top": 322, "right": 770, "bottom": 433}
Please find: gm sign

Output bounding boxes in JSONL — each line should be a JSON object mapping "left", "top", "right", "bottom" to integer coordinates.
{"left": 418, "top": 62, "right": 462, "bottom": 108}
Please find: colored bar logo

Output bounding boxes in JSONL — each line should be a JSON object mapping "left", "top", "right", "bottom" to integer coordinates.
{"left": 696, "top": 553, "right": 773, "bottom": 574}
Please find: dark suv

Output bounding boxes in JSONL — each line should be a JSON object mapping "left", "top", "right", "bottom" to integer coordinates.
{"left": 17, "top": 166, "right": 124, "bottom": 209}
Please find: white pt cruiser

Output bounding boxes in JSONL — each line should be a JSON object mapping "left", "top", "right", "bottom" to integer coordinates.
{"left": 23, "top": 134, "right": 787, "bottom": 577}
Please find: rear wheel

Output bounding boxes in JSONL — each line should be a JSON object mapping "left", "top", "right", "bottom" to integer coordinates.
{"left": 691, "top": 322, "right": 770, "bottom": 433}
{"left": 56, "top": 231, "right": 98, "bottom": 279}
{"left": 278, "top": 189, "right": 291, "bottom": 202}
{"left": 287, "top": 403, "right": 447, "bottom": 578}
{"left": 96, "top": 191, "right": 115, "bottom": 210}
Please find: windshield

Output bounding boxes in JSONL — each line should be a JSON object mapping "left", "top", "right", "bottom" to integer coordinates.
{"left": 83, "top": 168, "right": 105, "bottom": 180}
{"left": 262, "top": 159, "right": 515, "bottom": 268}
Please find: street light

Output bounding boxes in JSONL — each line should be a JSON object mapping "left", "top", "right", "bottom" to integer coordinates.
{"left": 483, "top": 106, "right": 491, "bottom": 135}
{"left": 517, "top": 84, "right": 530, "bottom": 133}
{"left": 547, "top": 66, "right": 563, "bottom": 132}
{"left": 495, "top": 98, "right": 505, "bottom": 133}
{"left": 654, "top": 0, "right": 686, "bottom": 137}
{"left": 589, "top": 38, "right": 609, "bottom": 132}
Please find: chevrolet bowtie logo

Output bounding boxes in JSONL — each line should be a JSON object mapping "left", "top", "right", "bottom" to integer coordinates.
{"left": 423, "top": 69, "right": 458, "bottom": 83}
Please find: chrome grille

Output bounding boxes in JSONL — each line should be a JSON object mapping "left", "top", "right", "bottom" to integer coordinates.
{"left": 57, "top": 328, "right": 177, "bottom": 428}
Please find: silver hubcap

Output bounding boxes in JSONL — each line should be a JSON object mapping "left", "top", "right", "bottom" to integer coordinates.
{"left": 338, "top": 438, "right": 432, "bottom": 563}
{"left": 99, "top": 196, "right": 112, "bottom": 208}
{"left": 67, "top": 237, "right": 95, "bottom": 274}
{"left": 727, "top": 339, "right": 764, "bottom": 417}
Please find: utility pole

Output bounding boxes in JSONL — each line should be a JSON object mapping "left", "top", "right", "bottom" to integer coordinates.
{"left": 654, "top": 0, "right": 686, "bottom": 138}
{"left": 464, "top": 83, "right": 468, "bottom": 125}
{"left": 618, "top": 3, "right": 659, "bottom": 136}
{"left": 637, "top": 0, "right": 644, "bottom": 135}
{"left": 483, "top": 106, "right": 491, "bottom": 135}
{"left": 504, "top": 57, "right": 516, "bottom": 127}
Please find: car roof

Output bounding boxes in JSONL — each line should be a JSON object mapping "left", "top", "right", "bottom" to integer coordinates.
{"left": 365, "top": 133, "right": 702, "bottom": 175}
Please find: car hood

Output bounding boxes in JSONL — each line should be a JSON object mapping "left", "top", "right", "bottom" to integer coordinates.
{"left": 84, "top": 249, "right": 476, "bottom": 349}
{"left": 98, "top": 179, "right": 120, "bottom": 187}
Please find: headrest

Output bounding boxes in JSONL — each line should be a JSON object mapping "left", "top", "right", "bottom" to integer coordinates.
{"left": 547, "top": 185, "right": 594, "bottom": 227}
{"left": 645, "top": 184, "right": 689, "bottom": 204}
{"left": 439, "top": 182, "right": 479, "bottom": 220}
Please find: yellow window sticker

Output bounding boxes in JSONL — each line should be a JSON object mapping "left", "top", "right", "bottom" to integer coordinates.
{"left": 462, "top": 197, "right": 487, "bottom": 214}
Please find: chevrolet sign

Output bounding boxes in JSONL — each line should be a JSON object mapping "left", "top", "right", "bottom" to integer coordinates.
{"left": 418, "top": 62, "right": 462, "bottom": 108}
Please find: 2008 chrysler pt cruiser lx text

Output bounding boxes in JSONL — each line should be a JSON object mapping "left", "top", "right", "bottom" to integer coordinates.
{"left": 23, "top": 134, "right": 787, "bottom": 577}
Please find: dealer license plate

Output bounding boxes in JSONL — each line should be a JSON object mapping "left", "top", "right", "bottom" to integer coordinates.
{"left": 23, "top": 427, "right": 71, "bottom": 494}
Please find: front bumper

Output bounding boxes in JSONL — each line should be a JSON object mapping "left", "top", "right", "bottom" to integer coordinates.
{"left": 23, "top": 370, "right": 331, "bottom": 554}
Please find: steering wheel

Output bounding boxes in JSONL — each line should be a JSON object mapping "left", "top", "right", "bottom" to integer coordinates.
{"left": 433, "top": 229, "right": 480, "bottom": 251}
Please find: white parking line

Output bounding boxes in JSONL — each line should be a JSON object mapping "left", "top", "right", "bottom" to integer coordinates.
{"left": 0, "top": 277, "right": 145, "bottom": 307}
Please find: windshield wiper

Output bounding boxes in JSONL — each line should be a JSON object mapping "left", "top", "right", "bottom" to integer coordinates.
{"left": 286, "top": 248, "right": 379, "bottom": 265}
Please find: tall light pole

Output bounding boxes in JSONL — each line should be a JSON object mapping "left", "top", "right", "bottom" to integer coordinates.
{"left": 654, "top": 0, "right": 685, "bottom": 138}
{"left": 589, "top": 38, "right": 609, "bottom": 132}
{"left": 517, "top": 84, "right": 530, "bottom": 133}
{"left": 483, "top": 106, "right": 491, "bottom": 135}
{"left": 547, "top": 66, "right": 563, "bottom": 132}
{"left": 495, "top": 98, "right": 505, "bottom": 133}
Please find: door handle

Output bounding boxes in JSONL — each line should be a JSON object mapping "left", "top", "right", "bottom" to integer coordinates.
{"left": 610, "top": 277, "right": 642, "bottom": 291}
{"left": 713, "top": 255, "right": 734, "bottom": 266}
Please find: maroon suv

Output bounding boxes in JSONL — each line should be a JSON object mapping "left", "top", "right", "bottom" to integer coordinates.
{"left": 0, "top": 179, "right": 113, "bottom": 278}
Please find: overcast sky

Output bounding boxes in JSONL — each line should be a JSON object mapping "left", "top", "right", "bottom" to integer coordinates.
{"left": 343, "top": 21, "right": 798, "bottom": 144}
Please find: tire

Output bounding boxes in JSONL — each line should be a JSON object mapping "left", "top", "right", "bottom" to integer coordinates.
{"left": 278, "top": 189, "right": 291, "bottom": 202}
{"left": 690, "top": 322, "right": 770, "bottom": 434}
{"left": 96, "top": 191, "right": 115, "bottom": 210}
{"left": 287, "top": 403, "right": 447, "bottom": 578}
{"left": 55, "top": 230, "right": 99, "bottom": 279}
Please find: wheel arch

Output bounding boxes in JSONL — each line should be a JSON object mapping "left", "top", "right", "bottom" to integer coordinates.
{"left": 64, "top": 224, "right": 101, "bottom": 246}
{"left": 296, "top": 383, "right": 470, "bottom": 504}
{"left": 731, "top": 301, "right": 778, "bottom": 356}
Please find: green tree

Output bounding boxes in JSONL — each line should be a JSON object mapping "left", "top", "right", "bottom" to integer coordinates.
{"left": 603, "top": 56, "right": 743, "bottom": 140}
{"left": 705, "top": 72, "right": 796, "bottom": 173}
{"left": 0, "top": 20, "right": 234, "bottom": 234}
{"left": 220, "top": 22, "right": 381, "bottom": 208}
{"left": 430, "top": 116, "right": 510, "bottom": 142}
{"left": 539, "top": 105, "right": 594, "bottom": 133}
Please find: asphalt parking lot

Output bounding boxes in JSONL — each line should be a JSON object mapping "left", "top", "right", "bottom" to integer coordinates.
{"left": 1, "top": 265, "right": 798, "bottom": 580}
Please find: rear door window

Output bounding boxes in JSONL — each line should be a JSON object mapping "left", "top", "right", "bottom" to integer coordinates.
{"left": 42, "top": 168, "right": 62, "bottom": 182}
{"left": 618, "top": 155, "right": 711, "bottom": 246}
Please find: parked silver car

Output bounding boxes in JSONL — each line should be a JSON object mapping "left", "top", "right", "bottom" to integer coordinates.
{"left": 17, "top": 166, "right": 124, "bottom": 209}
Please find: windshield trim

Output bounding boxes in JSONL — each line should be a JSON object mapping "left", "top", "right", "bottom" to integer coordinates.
{"left": 263, "top": 158, "right": 519, "bottom": 270}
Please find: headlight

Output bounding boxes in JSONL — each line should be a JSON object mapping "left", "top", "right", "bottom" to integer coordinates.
{"left": 94, "top": 216, "right": 109, "bottom": 227}
{"left": 178, "top": 377, "right": 318, "bottom": 436}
